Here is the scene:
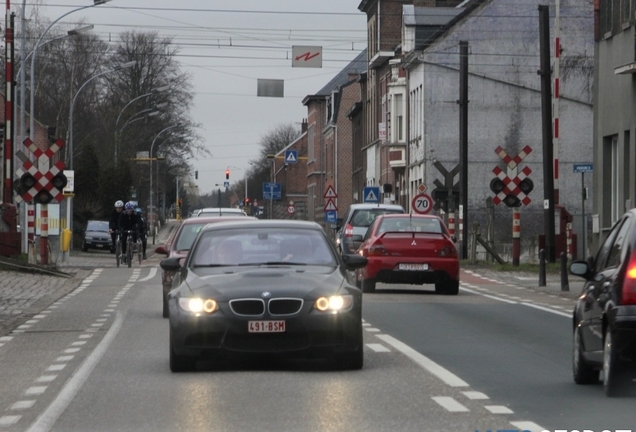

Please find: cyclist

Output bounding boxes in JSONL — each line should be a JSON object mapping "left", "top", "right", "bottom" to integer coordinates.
{"left": 135, "top": 207, "right": 148, "bottom": 260}
{"left": 118, "top": 202, "right": 139, "bottom": 263}
{"left": 108, "top": 200, "right": 124, "bottom": 253}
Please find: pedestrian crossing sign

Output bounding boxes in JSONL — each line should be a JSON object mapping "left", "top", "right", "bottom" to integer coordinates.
{"left": 363, "top": 186, "right": 380, "bottom": 203}
{"left": 285, "top": 150, "right": 298, "bottom": 164}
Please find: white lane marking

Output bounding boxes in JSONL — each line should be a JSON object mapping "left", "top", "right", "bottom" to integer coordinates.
{"left": 12, "top": 400, "right": 36, "bottom": 410}
{"left": 485, "top": 405, "right": 514, "bottom": 414}
{"left": 138, "top": 268, "right": 158, "bottom": 282}
{"left": 510, "top": 421, "right": 546, "bottom": 432}
{"left": 0, "top": 415, "right": 21, "bottom": 425}
{"left": 431, "top": 396, "right": 469, "bottom": 412}
{"left": 64, "top": 349, "right": 80, "bottom": 354}
{"left": 71, "top": 341, "right": 86, "bottom": 346}
{"left": 25, "top": 387, "right": 46, "bottom": 395}
{"left": 0, "top": 336, "right": 13, "bottom": 342}
{"left": 462, "top": 391, "right": 489, "bottom": 400}
{"left": 366, "top": 343, "right": 390, "bottom": 353}
{"left": 36, "top": 376, "right": 56, "bottom": 383}
{"left": 46, "top": 365, "right": 65, "bottom": 372}
{"left": 55, "top": 356, "right": 74, "bottom": 362}
{"left": 365, "top": 328, "right": 380, "bottom": 332}
{"left": 520, "top": 302, "right": 570, "bottom": 318}
{"left": 26, "top": 311, "right": 125, "bottom": 432}
{"left": 460, "top": 287, "right": 518, "bottom": 304}
{"left": 376, "top": 334, "right": 469, "bottom": 387}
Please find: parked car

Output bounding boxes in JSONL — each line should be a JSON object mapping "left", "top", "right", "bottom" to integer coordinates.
{"left": 333, "top": 203, "right": 405, "bottom": 255}
{"left": 197, "top": 207, "right": 247, "bottom": 217}
{"left": 155, "top": 216, "right": 255, "bottom": 318}
{"left": 160, "top": 219, "right": 368, "bottom": 372}
{"left": 569, "top": 209, "right": 636, "bottom": 396}
{"left": 355, "top": 214, "right": 459, "bottom": 294}
{"left": 81, "top": 220, "right": 112, "bottom": 252}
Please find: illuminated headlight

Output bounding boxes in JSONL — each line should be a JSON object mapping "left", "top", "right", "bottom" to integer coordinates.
{"left": 314, "top": 295, "right": 353, "bottom": 312}
{"left": 178, "top": 298, "right": 218, "bottom": 314}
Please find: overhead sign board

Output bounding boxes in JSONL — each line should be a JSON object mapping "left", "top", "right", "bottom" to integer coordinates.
{"left": 363, "top": 186, "right": 380, "bottom": 203}
{"left": 573, "top": 163, "right": 593, "bottom": 173}
{"left": 257, "top": 79, "right": 284, "bottom": 98}
{"left": 292, "top": 46, "right": 322, "bottom": 68}
{"left": 285, "top": 150, "right": 298, "bottom": 164}
{"left": 262, "top": 182, "right": 282, "bottom": 200}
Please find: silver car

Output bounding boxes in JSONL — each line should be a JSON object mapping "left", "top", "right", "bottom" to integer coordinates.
{"left": 334, "top": 203, "right": 405, "bottom": 254}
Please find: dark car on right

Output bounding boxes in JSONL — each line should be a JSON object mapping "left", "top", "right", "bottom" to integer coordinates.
{"left": 569, "top": 209, "right": 636, "bottom": 396}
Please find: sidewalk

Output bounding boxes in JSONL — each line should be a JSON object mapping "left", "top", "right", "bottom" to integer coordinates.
{"left": 0, "top": 220, "right": 181, "bottom": 337}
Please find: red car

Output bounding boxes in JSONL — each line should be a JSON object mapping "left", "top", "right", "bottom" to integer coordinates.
{"left": 355, "top": 214, "right": 459, "bottom": 295}
{"left": 155, "top": 216, "right": 255, "bottom": 317}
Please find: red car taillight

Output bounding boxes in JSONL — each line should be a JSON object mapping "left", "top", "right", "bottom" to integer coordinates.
{"left": 344, "top": 223, "right": 353, "bottom": 238}
{"left": 439, "top": 245, "right": 457, "bottom": 257}
{"left": 622, "top": 256, "right": 636, "bottom": 305}
{"left": 367, "top": 243, "right": 387, "bottom": 256}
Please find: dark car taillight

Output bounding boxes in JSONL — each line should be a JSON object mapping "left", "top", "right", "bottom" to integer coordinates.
{"left": 622, "top": 258, "right": 636, "bottom": 305}
{"left": 439, "top": 245, "right": 457, "bottom": 257}
{"left": 344, "top": 223, "right": 354, "bottom": 238}
{"left": 367, "top": 242, "right": 387, "bottom": 256}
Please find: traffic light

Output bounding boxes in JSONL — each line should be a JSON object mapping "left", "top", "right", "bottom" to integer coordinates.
{"left": 225, "top": 169, "right": 230, "bottom": 180}
{"left": 245, "top": 197, "right": 250, "bottom": 205}
{"left": 518, "top": 178, "right": 534, "bottom": 194}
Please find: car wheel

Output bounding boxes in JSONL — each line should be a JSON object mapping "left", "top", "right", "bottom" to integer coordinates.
{"left": 573, "top": 326, "right": 599, "bottom": 384}
{"left": 162, "top": 293, "right": 169, "bottom": 319}
{"left": 361, "top": 278, "right": 376, "bottom": 293}
{"left": 170, "top": 337, "right": 196, "bottom": 372}
{"left": 435, "top": 280, "right": 459, "bottom": 295}
{"left": 81, "top": 241, "right": 88, "bottom": 252}
{"left": 603, "top": 329, "right": 624, "bottom": 396}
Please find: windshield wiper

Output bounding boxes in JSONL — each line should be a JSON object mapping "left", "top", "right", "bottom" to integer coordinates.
{"left": 258, "top": 261, "right": 307, "bottom": 266}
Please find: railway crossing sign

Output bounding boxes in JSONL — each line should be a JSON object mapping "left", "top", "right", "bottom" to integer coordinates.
{"left": 15, "top": 138, "right": 67, "bottom": 204}
{"left": 490, "top": 145, "right": 534, "bottom": 207}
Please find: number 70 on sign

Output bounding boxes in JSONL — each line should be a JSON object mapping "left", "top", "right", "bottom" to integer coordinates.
{"left": 412, "top": 193, "right": 433, "bottom": 215}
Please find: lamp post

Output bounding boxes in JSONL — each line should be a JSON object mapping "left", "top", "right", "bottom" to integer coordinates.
{"left": 115, "top": 87, "right": 169, "bottom": 165}
{"left": 29, "top": 0, "right": 111, "bottom": 140}
{"left": 68, "top": 61, "right": 136, "bottom": 170}
{"left": 150, "top": 123, "right": 180, "bottom": 229}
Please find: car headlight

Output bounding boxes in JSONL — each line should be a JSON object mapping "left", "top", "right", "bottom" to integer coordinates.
{"left": 178, "top": 297, "right": 218, "bottom": 314}
{"left": 314, "top": 295, "right": 353, "bottom": 312}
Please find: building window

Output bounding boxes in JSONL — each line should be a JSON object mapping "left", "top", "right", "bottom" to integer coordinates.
{"left": 395, "top": 94, "right": 404, "bottom": 142}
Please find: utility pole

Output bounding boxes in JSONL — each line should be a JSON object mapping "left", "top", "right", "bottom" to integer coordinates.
{"left": 459, "top": 40, "right": 469, "bottom": 260}
{"left": 538, "top": 5, "right": 556, "bottom": 263}
{"left": 4, "top": 5, "right": 14, "bottom": 203}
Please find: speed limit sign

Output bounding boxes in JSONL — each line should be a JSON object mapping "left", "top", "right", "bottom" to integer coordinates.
{"left": 287, "top": 205, "right": 295, "bottom": 215}
{"left": 412, "top": 193, "right": 433, "bottom": 214}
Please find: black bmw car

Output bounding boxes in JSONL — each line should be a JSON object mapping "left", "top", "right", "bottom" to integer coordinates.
{"left": 161, "top": 219, "right": 368, "bottom": 372}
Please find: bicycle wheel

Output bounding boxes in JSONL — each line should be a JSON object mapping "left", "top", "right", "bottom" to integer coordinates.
{"left": 127, "top": 238, "right": 133, "bottom": 268}
{"left": 115, "top": 238, "right": 121, "bottom": 267}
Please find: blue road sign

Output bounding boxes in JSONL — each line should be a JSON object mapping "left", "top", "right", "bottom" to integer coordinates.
{"left": 223, "top": 181, "right": 230, "bottom": 188}
{"left": 325, "top": 210, "right": 337, "bottom": 224}
{"left": 262, "top": 182, "right": 282, "bottom": 200}
{"left": 573, "top": 163, "right": 593, "bottom": 173}
{"left": 285, "top": 150, "right": 298, "bottom": 164}
{"left": 363, "top": 186, "right": 381, "bottom": 203}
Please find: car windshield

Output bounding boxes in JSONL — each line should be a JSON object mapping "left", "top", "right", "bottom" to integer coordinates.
{"left": 351, "top": 209, "right": 403, "bottom": 227}
{"left": 191, "top": 228, "right": 337, "bottom": 267}
{"left": 86, "top": 221, "right": 109, "bottom": 232}
{"left": 175, "top": 223, "right": 207, "bottom": 251}
{"left": 378, "top": 218, "right": 443, "bottom": 234}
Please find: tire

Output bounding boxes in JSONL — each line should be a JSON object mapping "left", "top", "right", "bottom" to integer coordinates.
{"left": 127, "top": 243, "right": 133, "bottom": 268}
{"left": 162, "top": 292, "right": 169, "bottom": 318}
{"left": 170, "top": 337, "right": 196, "bottom": 372}
{"left": 361, "top": 277, "right": 376, "bottom": 293}
{"left": 573, "top": 326, "right": 599, "bottom": 384}
{"left": 603, "top": 329, "right": 624, "bottom": 396}
{"left": 435, "top": 280, "right": 459, "bottom": 295}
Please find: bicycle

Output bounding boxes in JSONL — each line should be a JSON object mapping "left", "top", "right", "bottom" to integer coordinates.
{"left": 125, "top": 230, "right": 135, "bottom": 268}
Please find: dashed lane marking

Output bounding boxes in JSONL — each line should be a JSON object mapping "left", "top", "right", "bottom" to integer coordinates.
{"left": 431, "top": 396, "right": 469, "bottom": 412}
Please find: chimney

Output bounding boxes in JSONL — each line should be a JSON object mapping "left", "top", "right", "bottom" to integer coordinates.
{"left": 301, "top": 119, "right": 308, "bottom": 134}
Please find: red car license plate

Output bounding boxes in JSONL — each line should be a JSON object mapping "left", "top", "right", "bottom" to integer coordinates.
{"left": 398, "top": 263, "right": 428, "bottom": 271}
{"left": 248, "top": 320, "right": 286, "bottom": 333}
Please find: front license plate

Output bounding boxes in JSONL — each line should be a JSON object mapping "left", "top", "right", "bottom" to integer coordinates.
{"left": 96, "top": 244, "right": 103, "bottom": 248}
{"left": 398, "top": 263, "right": 428, "bottom": 271}
{"left": 248, "top": 320, "right": 286, "bottom": 333}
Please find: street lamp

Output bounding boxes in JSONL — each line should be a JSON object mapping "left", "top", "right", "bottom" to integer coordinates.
{"left": 29, "top": 0, "right": 112, "bottom": 140}
{"left": 150, "top": 123, "right": 181, "bottom": 228}
{"left": 68, "top": 61, "right": 136, "bottom": 170}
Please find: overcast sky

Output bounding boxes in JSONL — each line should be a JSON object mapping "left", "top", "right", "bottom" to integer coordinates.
{"left": 22, "top": 0, "right": 367, "bottom": 195}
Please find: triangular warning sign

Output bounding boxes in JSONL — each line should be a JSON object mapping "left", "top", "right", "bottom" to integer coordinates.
{"left": 324, "top": 198, "right": 338, "bottom": 211}
{"left": 324, "top": 185, "right": 337, "bottom": 198}
{"left": 285, "top": 152, "right": 297, "bottom": 163}
{"left": 365, "top": 189, "right": 378, "bottom": 202}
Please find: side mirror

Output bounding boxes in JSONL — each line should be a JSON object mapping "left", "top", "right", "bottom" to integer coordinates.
{"left": 342, "top": 254, "right": 368, "bottom": 270}
{"left": 160, "top": 256, "right": 182, "bottom": 272}
{"left": 569, "top": 260, "right": 591, "bottom": 279}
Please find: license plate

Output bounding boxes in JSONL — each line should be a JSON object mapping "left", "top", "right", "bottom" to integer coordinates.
{"left": 398, "top": 263, "right": 428, "bottom": 271}
{"left": 248, "top": 320, "right": 286, "bottom": 333}
{"left": 96, "top": 244, "right": 103, "bottom": 248}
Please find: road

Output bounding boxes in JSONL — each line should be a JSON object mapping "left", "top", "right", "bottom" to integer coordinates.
{"left": 0, "top": 253, "right": 633, "bottom": 432}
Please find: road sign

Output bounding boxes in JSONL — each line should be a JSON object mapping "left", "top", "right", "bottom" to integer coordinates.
{"left": 417, "top": 184, "right": 427, "bottom": 193}
{"left": 324, "top": 198, "right": 338, "bottom": 211}
{"left": 285, "top": 150, "right": 298, "bottom": 164}
{"left": 262, "top": 182, "right": 282, "bottom": 200}
{"left": 324, "top": 185, "right": 337, "bottom": 198}
{"left": 16, "top": 138, "right": 67, "bottom": 204}
{"left": 573, "top": 163, "right": 593, "bottom": 173}
{"left": 412, "top": 193, "right": 433, "bottom": 214}
{"left": 223, "top": 181, "right": 230, "bottom": 188}
{"left": 292, "top": 46, "right": 322, "bottom": 68}
{"left": 325, "top": 210, "right": 337, "bottom": 224}
{"left": 491, "top": 145, "right": 534, "bottom": 206}
{"left": 363, "top": 186, "right": 380, "bottom": 203}
{"left": 287, "top": 205, "right": 295, "bottom": 215}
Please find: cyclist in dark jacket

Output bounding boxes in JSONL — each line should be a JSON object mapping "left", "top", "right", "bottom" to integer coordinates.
{"left": 108, "top": 200, "right": 124, "bottom": 253}
{"left": 135, "top": 208, "right": 148, "bottom": 259}
{"left": 118, "top": 202, "right": 139, "bottom": 262}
